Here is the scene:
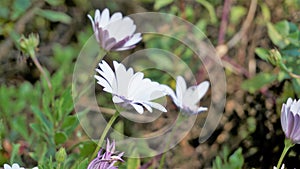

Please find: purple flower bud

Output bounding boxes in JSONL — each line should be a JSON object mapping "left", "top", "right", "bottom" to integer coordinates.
{"left": 88, "top": 139, "right": 124, "bottom": 169}
{"left": 87, "top": 8, "right": 142, "bottom": 51}
{"left": 281, "top": 98, "right": 300, "bottom": 144}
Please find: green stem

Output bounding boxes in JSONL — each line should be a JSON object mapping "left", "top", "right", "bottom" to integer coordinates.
{"left": 90, "top": 111, "right": 120, "bottom": 160}
{"left": 276, "top": 138, "right": 295, "bottom": 169}
{"left": 280, "top": 62, "right": 300, "bottom": 79}
{"left": 159, "top": 113, "right": 185, "bottom": 169}
{"left": 30, "top": 53, "right": 52, "bottom": 90}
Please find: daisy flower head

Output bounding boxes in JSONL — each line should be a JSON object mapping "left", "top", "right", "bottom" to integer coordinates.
{"left": 281, "top": 98, "right": 300, "bottom": 144}
{"left": 162, "top": 76, "right": 209, "bottom": 115}
{"left": 3, "top": 163, "right": 25, "bottom": 169}
{"left": 95, "top": 60, "right": 167, "bottom": 114}
{"left": 88, "top": 139, "right": 124, "bottom": 169}
{"left": 87, "top": 8, "right": 142, "bottom": 51}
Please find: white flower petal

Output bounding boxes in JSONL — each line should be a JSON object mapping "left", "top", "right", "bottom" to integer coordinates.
{"left": 88, "top": 8, "right": 141, "bottom": 51}
{"left": 110, "top": 12, "right": 123, "bottom": 23}
{"left": 113, "top": 96, "right": 124, "bottom": 103}
{"left": 161, "top": 84, "right": 180, "bottom": 106}
{"left": 99, "top": 8, "right": 110, "bottom": 27}
{"left": 176, "top": 76, "right": 187, "bottom": 107}
{"left": 130, "top": 103, "right": 144, "bottom": 114}
{"left": 106, "top": 17, "right": 136, "bottom": 41}
{"left": 197, "top": 81, "right": 210, "bottom": 100}
{"left": 95, "top": 9, "right": 101, "bottom": 25}
{"left": 123, "top": 33, "right": 142, "bottom": 47}
{"left": 95, "top": 75, "right": 113, "bottom": 93}
{"left": 145, "top": 101, "right": 167, "bottom": 112}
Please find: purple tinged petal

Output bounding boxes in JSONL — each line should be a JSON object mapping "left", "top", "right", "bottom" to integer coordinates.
{"left": 87, "top": 8, "right": 141, "bottom": 51}
{"left": 280, "top": 98, "right": 300, "bottom": 144}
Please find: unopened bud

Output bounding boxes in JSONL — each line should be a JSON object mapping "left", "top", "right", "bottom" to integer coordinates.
{"left": 268, "top": 49, "right": 282, "bottom": 66}
{"left": 19, "top": 33, "right": 39, "bottom": 57}
{"left": 55, "top": 147, "right": 67, "bottom": 163}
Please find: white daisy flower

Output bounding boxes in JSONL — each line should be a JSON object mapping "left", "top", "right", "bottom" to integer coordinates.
{"left": 87, "top": 8, "right": 142, "bottom": 51}
{"left": 95, "top": 60, "right": 167, "bottom": 114}
{"left": 3, "top": 164, "right": 24, "bottom": 169}
{"left": 3, "top": 163, "right": 38, "bottom": 169}
{"left": 162, "top": 76, "right": 209, "bottom": 115}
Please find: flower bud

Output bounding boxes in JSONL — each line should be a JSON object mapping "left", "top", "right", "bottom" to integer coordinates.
{"left": 267, "top": 49, "right": 282, "bottom": 66}
{"left": 19, "top": 33, "right": 39, "bottom": 57}
{"left": 55, "top": 147, "right": 67, "bottom": 163}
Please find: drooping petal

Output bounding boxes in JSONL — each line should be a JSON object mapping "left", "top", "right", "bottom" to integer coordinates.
{"left": 130, "top": 103, "right": 144, "bottom": 114}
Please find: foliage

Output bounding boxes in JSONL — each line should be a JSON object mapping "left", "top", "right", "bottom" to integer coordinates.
{"left": 242, "top": 20, "right": 300, "bottom": 98}
{"left": 212, "top": 147, "right": 244, "bottom": 169}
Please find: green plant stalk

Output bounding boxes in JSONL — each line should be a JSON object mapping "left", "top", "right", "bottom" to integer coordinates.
{"left": 279, "top": 62, "right": 300, "bottom": 79}
{"left": 90, "top": 111, "right": 120, "bottom": 160}
{"left": 30, "top": 52, "right": 52, "bottom": 90}
{"left": 159, "top": 113, "right": 185, "bottom": 169}
{"left": 276, "top": 138, "right": 295, "bottom": 169}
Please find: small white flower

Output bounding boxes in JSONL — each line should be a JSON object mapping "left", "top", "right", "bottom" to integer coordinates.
{"left": 95, "top": 60, "right": 167, "bottom": 114}
{"left": 162, "top": 76, "right": 209, "bottom": 115}
{"left": 88, "top": 8, "right": 142, "bottom": 51}
{"left": 273, "top": 164, "right": 285, "bottom": 169}
{"left": 3, "top": 163, "right": 25, "bottom": 169}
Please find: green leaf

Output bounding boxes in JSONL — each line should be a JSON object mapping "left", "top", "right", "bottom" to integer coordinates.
{"left": 228, "top": 148, "right": 243, "bottom": 168}
{"left": 45, "top": 0, "right": 64, "bottom": 6}
{"left": 259, "top": 2, "right": 271, "bottom": 21}
{"left": 58, "top": 87, "right": 73, "bottom": 117}
{"left": 79, "top": 141, "right": 97, "bottom": 157}
{"left": 267, "top": 22, "right": 287, "bottom": 48}
{"left": 31, "top": 106, "right": 53, "bottom": 133}
{"left": 230, "top": 6, "right": 246, "bottom": 24}
{"left": 127, "top": 149, "right": 140, "bottom": 169}
{"left": 12, "top": 116, "right": 29, "bottom": 140}
{"left": 36, "top": 9, "right": 72, "bottom": 24}
{"left": 292, "top": 78, "right": 300, "bottom": 97}
{"left": 241, "top": 72, "right": 277, "bottom": 93}
{"left": 255, "top": 47, "right": 269, "bottom": 61}
{"left": 54, "top": 132, "right": 68, "bottom": 145}
{"left": 30, "top": 123, "right": 44, "bottom": 136}
{"left": 275, "top": 20, "right": 290, "bottom": 36}
{"left": 77, "top": 158, "right": 89, "bottom": 169}
{"left": 154, "top": 0, "right": 174, "bottom": 10}
{"left": 287, "top": 31, "right": 300, "bottom": 46}
{"left": 11, "top": 0, "right": 31, "bottom": 20}
{"left": 196, "top": 0, "right": 217, "bottom": 24}
{"left": 10, "top": 144, "right": 21, "bottom": 163}
{"left": 61, "top": 115, "right": 78, "bottom": 135}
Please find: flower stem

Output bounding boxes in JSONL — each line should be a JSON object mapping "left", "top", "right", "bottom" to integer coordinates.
{"left": 277, "top": 138, "right": 295, "bottom": 169}
{"left": 90, "top": 111, "right": 120, "bottom": 160}
{"left": 280, "top": 62, "right": 300, "bottom": 79}
{"left": 30, "top": 53, "right": 52, "bottom": 90}
{"left": 159, "top": 113, "right": 185, "bottom": 169}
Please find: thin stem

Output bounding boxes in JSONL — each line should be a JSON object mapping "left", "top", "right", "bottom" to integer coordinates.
{"left": 31, "top": 53, "right": 52, "bottom": 90}
{"left": 218, "top": 0, "right": 231, "bottom": 45}
{"left": 277, "top": 139, "right": 295, "bottom": 169}
{"left": 90, "top": 111, "right": 120, "bottom": 160}
{"left": 159, "top": 113, "right": 185, "bottom": 169}
{"left": 280, "top": 62, "right": 300, "bottom": 79}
